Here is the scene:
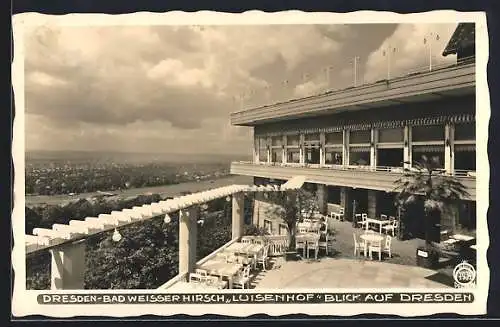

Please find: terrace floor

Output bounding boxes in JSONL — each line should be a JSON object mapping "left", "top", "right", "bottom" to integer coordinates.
{"left": 253, "top": 257, "right": 451, "bottom": 289}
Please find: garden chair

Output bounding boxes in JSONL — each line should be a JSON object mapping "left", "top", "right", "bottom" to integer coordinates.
{"left": 232, "top": 265, "right": 252, "bottom": 289}
{"left": 256, "top": 244, "right": 270, "bottom": 271}
{"left": 318, "top": 233, "right": 330, "bottom": 256}
{"left": 296, "top": 239, "right": 307, "bottom": 258}
{"left": 241, "top": 237, "right": 253, "bottom": 244}
{"left": 368, "top": 240, "right": 383, "bottom": 261}
{"left": 382, "top": 219, "right": 398, "bottom": 237}
{"left": 353, "top": 233, "right": 366, "bottom": 257}
{"left": 307, "top": 240, "right": 319, "bottom": 260}
{"left": 383, "top": 235, "right": 392, "bottom": 258}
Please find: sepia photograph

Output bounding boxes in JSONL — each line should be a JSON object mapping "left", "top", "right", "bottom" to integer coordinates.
{"left": 11, "top": 10, "right": 489, "bottom": 317}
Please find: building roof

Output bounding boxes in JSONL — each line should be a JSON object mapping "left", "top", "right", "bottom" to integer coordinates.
{"left": 442, "top": 23, "right": 475, "bottom": 56}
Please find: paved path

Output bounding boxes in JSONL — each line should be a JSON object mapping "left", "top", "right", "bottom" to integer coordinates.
{"left": 254, "top": 258, "right": 451, "bottom": 289}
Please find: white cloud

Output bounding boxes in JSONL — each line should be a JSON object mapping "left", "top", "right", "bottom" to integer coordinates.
{"left": 364, "top": 23, "right": 458, "bottom": 83}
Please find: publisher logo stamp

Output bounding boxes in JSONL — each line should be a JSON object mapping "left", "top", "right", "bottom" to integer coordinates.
{"left": 453, "top": 261, "right": 476, "bottom": 288}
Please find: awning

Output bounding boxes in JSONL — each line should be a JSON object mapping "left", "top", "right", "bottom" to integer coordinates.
{"left": 349, "top": 146, "right": 370, "bottom": 153}
{"left": 412, "top": 145, "right": 445, "bottom": 153}
{"left": 281, "top": 176, "right": 306, "bottom": 190}
{"left": 455, "top": 144, "right": 476, "bottom": 152}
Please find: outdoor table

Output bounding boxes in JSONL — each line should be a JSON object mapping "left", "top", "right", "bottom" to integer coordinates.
{"left": 450, "top": 234, "right": 475, "bottom": 242}
{"left": 364, "top": 218, "right": 392, "bottom": 234}
{"left": 198, "top": 259, "right": 243, "bottom": 289}
{"left": 360, "top": 233, "right": 384, "bottom": 258}
{"left": 296, "top": 232, "right": 320, "bottom": 242}
{"left": 226, "top": 242, "right": 253, "bottom": 254}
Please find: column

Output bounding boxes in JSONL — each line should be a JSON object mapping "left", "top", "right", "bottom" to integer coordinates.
{"left": 340, "top": 187, "right": 353, "bottom": 221}
{"left": 370, "top": 128, "right": 378, "bottom": 168}
{"left": 342, "top": 129, "right": 350, "bottom": 166}
{"left": 179, "top": 206, "right": 198, "bottom": 275}
{"left": 266, "top": 136, "right": 271, "bottom": 164}
{"left": 316, "top": 184, "right": 328, "bottom": 215}
{"left": 403, "top": 125, "right": 412, "bottom": 169}
{"left": 299, "top": 133, "right": 305, "bottom": 164}
{"left": 282, "top": 135, "right": 287, "bottom": 164}
{"left": 50, "top": 240, "right": 86, "bottom": 289}
{"left": 253, "top": 135, "right": 259, "bottom": 163}
{"left": 232, "top": 192, "right": 245, "bottom": 239}
{"left": 368, "top": 190, "right": 378, "bottom": 218}
{"left": 445, "top": 123, "right": 455, "bottom": 174}
{"left": 319, "top": 132, "right": 326, "bottom": 167}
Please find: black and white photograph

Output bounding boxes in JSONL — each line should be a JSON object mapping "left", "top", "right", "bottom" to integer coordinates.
{"left": 11, "top": 11, "right": 489, "bottom": 317}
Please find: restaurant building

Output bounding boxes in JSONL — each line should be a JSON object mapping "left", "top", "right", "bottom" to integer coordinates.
{"left": 230, "top": 23, "right": 476, "bottom": 241}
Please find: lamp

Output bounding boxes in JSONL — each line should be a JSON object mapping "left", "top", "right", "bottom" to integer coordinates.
{"left": 226, "top": 196, "right": 231, "bottom": 202}
{"left": 164, "top": 213, "right": 171, "bottom": 224}
{"left": 112, "top": 228, "right": 122, "bottom": 242}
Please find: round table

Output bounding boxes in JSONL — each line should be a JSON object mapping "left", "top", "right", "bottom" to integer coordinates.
{"left": 360, "top": 233, "right": 384, "bottom": 243}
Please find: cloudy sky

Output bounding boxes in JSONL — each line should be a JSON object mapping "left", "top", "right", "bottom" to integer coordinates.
{"left": 23, "top": 22, "right": 458, "bottom": 156}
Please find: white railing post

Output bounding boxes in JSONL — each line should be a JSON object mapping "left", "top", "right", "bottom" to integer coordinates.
{"left": 179, "top": 206, "right": 198, "bottom": 276}
{"left": 370, "top": 128, "right": 378, "bottom": 168}
{"left": 404, "top": 125, "right": 412, "bottom": 169}
{"left": 232, "top": 192, "right": 245, "bottom": 240}
{"left": 445, "top": 123, "right": 455, "bottom": 174}
{"left": 50, "top": 240, "right": 86, "bottom": 289}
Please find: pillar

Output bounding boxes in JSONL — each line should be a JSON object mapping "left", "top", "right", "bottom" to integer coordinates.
{"left": 370, "top": 128, "right": 378, "bottom": 168}
{"left": 253, "top": 134, "right": 259, "bottom": 163}
{"left": 368, "top": 190, "right": 378, "bottom": 219}
{"left": 445, "top": 123, "right": 455, "bottom": 174}
{"left": 282, "top": 135, "right": 287, "bottom": 163}
{"left": 403, "top": 125, "right": 412, "bottom": 169}
{"left": 342, "top": 129, "right": 350, "bottom": 166}
{"left": 316, "top": 184, "right": 328, "bottom": 215}
{"left": 340, "top": 187, "right": 353, "bottom": 221}
{"left": 299, "top": 133, "right": 305, "bottom": 164}
{"left": 232, "top": 193, "right": 245, "bottom": 239}
{"left": 266, "top": 136, "right": 271, "bottom": 164}
{"left": 50, "top": 240, "right": 86, "bottom": 289}
{"left": 319, "top": 132, "right": 326, "bottom": 167}
{"left": 179, "top": 206, "right": 198, "bottom": 275}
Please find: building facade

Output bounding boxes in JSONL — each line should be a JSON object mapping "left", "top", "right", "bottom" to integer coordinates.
{"left": 230, "top": 24, "right": 476, "bottom": 241}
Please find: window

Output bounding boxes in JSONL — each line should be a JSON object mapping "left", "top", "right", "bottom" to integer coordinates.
{"left": 350, "top": 130, "right": 371, "bottom": 144}
{"left": 287, "top": 148, "right": 300, "bottom": 163}
{"left": 378, "top": 127, "right": 404, "bottom": 143}
{"left": 271, "top": 136, "right": 283, "bottom": 147}
{"left": 327, "top": 186, "right": 341, "bottom": 204}
{"left": 349, "top": 149, "right": 370, "bottom": 166}
{"left": 377, "top": 148, "right": 403, "bottom": 167}
{"left": 325, "top": 132, "right": 343, "bottom": 145}
{"left": 258, "top": 137, "right": 268, "bottom": 148}
{"left": 455, "top": 123, "right": 475, "bottom": 141}
{"left": 287, "top": 135, "right": 300, "bottom": 146}
{"left": 304, "top": 133, "right": 320, "bottom": 142}
{"left": 305, "top": 147, "right": 320, "bottom": 164}
{"left": 279, "top": 224, "right": 288, "bottom": 236}
{"left": 264, "top": 220, "right": 273, "bottom": 234}
{"left": 271, "top": 149, "right": 282, "bottom": 163}
{"left": 412, "top": 125, "right": 444, "bottom": 142}
{"left": 258, "top": 149, "right": 268, "bottom": 162}
{"left": 325, "top": 148, "right": 343, "bottom": 165}
{"left": 412, "top": 145, "right": 445, "bottom": 168}
{"left": 455, "top": 147, "right": 476, "bottom": 171}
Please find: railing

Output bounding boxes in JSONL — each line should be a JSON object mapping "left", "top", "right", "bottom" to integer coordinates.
{"left": 232, "top": 56, "right": 475, "bottom": 113}
{"left": 236, "top": 161, "right": 476, "bottom": 178}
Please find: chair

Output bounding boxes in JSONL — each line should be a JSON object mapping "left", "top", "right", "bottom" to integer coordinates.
{"left": 241, "top": 237, "right": 253, "bottom": 244}
{"left": 296, "top": 239, "right": 307, "bottom": 257}
{"left": 256, "top": 245, "right": 270, "bottom": 271}
{"left": 189, "top": 273, "right": 204, "bottom": 283}
{"left": 382, "top": 220, "right": 399, "bottom": 237}
{"left": 368, "top": 240, "right": 383, "bottom": 261}
{"left": 205, "top": 275, "right": 228, "bottom": 289}
{"left": 303, "top": 218, "right": 312, "bottom": 224}
{"left": 307, "top": 240, "right": 319, "bottom": 260}
{"left": 355, "top": 214, "right": 366, "bottom": 228}
{"left": 318, "top": 234, "right": 329, "bottom": 256}
{"left": 383, "top": 235, "right": 392, "bottom": 258}
{"left": 298, "top": 226, "right": 308, "bottom": 234}
{"left": 353, "top": 233, "right": 366, "bottom": 256}
{"left": 195, "top": 269, "right": 208, "bottom": 278}
{"left": 380, "top": 214, "right": 388, "bottom": 220}
{"left": 333, "top": 208, "right": 345, "bottom": 221}
{"left": 232, "top": 265, "right": 251, "bottom": 289}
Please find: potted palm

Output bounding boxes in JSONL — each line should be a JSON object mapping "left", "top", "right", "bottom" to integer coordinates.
{"left": 393, "top": 155, "right": 469, "bottom": 269}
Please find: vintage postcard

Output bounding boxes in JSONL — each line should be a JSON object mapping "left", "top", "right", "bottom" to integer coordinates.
{"left": 12, "top": 10, "right": 489, "bottom": 318}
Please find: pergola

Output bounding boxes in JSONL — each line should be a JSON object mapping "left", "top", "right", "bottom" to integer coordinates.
{"left": 24, "top": 176, "right": 306, "bottom": 289}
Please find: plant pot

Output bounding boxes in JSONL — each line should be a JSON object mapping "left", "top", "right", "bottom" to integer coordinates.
{"left": 416, "top": 246, "right": 439, "bottom": 269}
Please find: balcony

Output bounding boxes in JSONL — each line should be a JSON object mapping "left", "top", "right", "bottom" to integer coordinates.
{"left": 230, "top": 62, "right": 475, "bottom": 126}
{"left": 230, "top": 161, "right": 476, "bottom": 201}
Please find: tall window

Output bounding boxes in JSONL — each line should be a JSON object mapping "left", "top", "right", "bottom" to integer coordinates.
{"left": 270, "top": 136, "right": 283, "bottom": 163}
{"left": 349, "top": 129, "right": 370, "bottom": 166}
{"left": 377, "top": 127, "right": 404, "bottom": 167}
{"left": 264, "top": 220, "right": 273, "bottom": 234}
{"left": 286, "top": 134, "right": 300, "bottom": 163}
{"left": 411, "top": 125, "right": 445, "bottom": 169}
{"left": 258, "top": 137, "right": 268, "bottom": 163}
{"left": 454, "top": 123, "right": 476, "bottom": 172}
{"left": 304, "top": 133, "right": 320, "bottom": 164}
{"left": 325, "top": 132, "right": 343, "bottom": 165}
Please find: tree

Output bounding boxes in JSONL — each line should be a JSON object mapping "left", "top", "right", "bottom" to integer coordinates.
{"left": 266, "top": 189, "right": 318, "bottom": 251}
{"left": 393, "top": 155, "right": 469, "bottom": 249}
